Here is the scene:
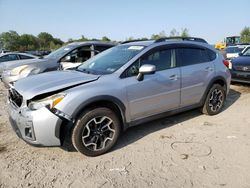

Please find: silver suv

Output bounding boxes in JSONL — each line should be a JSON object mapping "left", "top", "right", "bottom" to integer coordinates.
{"left": 7, "top": 37, "right": 231, "bottom": 156}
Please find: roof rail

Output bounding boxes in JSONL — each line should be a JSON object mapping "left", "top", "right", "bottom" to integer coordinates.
{"left": 155, "top": 37, "right": 208, "bottom": 44}
{"left": 121, "top": 39, "right": 149, "bottom": 44}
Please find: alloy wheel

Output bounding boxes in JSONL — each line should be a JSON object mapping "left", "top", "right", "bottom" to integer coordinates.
{"left": 82, "top": 116, "right": 115, "bottom": 151}
{"left": 208, "top": 88, "right": 224, "bottom": 112}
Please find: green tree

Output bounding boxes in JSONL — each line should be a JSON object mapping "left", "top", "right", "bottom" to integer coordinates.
{"left": 169, "top": 28, "right": 189, "bottom": 37}
{"left": 0, "top": 30, "right": 20, "bottom": 51}
{"left": 151, "top": 30, "right": 166, "bottom": 40}
{"left": 169, "top": 29, "right": 179, "bottom": 37}
{"left": 240, "top": 27, "right": 250, "bottom": 43}
{"left": 37, "top": 32, "right": 54, "bottom": 50}
{"left": 180, "top": 28, "right": 190, "bottom": 37}
{"left": 52, "top": 38, "right": 64, "bottom": 46}
{"left": 19, "top": 34, "right": 39, "bottom": 51}
{"left": 126, "top": 36, "right": 134, "bottom": 41}
{"left": 101, "top": 36, "right": 111, "bottom": 42}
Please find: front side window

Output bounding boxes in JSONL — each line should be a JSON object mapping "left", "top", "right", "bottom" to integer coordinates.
{"left": 126, "top": 49, "right": 175, "bottom": 77}
{"left": 77, "top": 45, "right": 145, "bottom": 75}
{"left": 177, "top": 48, "right": 210, "bottom": 66}
{"left": 60, "top": 47, "right": 92, "bottom": 63}
{"left": 46, "top": 45, "right": 75, "bottom": 59}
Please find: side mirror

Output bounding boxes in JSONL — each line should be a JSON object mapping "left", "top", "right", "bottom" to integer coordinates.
{"left": 238, "top": 52, "right": 243, "bottom": 56}
{"left": 137, "top": 64, "right": 156, "bottom": 81}
{"left": 65, "top": 55, "right": 71, "bottom": 61}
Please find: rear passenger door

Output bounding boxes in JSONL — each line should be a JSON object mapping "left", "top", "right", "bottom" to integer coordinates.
{"left": 124, "top": 47, "right": 181, "bottom": 121}
{"left": 176, "top": 45, "right": 215, "bottom": 107}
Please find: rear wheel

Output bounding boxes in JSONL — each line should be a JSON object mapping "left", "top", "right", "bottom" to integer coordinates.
{"left": 72, "top": 107, "right": 121, "bottom": 156}
{"left": 202, "top": 84, "right": 226, "bottom": 115}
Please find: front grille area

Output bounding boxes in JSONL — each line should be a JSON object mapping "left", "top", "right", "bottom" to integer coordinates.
{"left": 234, "top": 66, "right": 250, "bottom": 72}
{"left": 9, "top": 89, "right": 23, "bottom": 107}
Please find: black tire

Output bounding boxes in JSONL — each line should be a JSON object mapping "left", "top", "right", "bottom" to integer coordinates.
{"left": 202, "top": 84, "right": 226, "bottom": 115}
{"left": 72, "top": 107, "right": 121, "bottom": 157}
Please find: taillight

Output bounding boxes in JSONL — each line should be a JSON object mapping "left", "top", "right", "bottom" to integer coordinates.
{"left": 223, "top": 60, "right": 230, "bottom": 68}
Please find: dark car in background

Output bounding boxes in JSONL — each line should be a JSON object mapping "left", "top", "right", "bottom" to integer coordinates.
{"left": 1, "top": 41, "right": 115, "bottom": 86}
{"left": 224, "top": 45, "right": 247, "bottom": 60}
{"left": 230, "top": 46, "right": 250, "bottom": 83}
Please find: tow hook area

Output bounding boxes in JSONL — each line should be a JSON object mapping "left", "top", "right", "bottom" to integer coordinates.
{"left": 50, "top": 108, "right": 76, "bottom": 150}
{"left": 50, "top": 108, "right": 74, "bottom": 123}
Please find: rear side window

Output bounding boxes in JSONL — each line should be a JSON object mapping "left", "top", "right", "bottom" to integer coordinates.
{"left": 177, "top": 48, "right": 211, "bottom": 66}
{"left": 207, "top": 49, "right": 217, "bottom": 61}
{"left": 19, "top": 55, "right": 33, "bottom": 60}
{"left": 0, "top": 55, "right": 8, "bottom": 62}
{"left": 0, "top": 54, "right": 18, "bottom": 62}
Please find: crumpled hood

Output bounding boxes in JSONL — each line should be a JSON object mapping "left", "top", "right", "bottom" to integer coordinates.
{"left": 14, "top": 70, "right": 100, "bottom": 99}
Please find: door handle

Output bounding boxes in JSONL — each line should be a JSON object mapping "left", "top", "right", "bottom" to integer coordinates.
{"left": 169, "top": 74, "right": 178, "bottom": 80}
{"left": 205, "top": 67, "right": 214, "bottom": 72}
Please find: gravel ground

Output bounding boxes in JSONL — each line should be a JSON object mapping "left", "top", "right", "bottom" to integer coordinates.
{"left": 0, "top": 83, "right": 250, "bottom": 188}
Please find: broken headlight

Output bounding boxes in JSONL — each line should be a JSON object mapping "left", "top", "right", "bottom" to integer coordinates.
{"left": 28, "top": 94, "right": 65, "bottom": 110}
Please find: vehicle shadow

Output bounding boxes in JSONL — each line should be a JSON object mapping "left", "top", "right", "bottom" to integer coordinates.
{"left": 113, "top": 88, "right": 241, "bottom": 152}
{"left": 222, "top": 88, "right": 241, "bottom": 111}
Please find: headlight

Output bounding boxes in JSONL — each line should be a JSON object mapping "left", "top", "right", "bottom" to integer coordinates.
{"left": 10, "top": 65, "right": 28, "bottom": 76}
{"left": 28, "top": 94, "right": 65, "bottom": 110}
{"left": 20, "top": 67, "right": 40, "bottom": 77}
{"left": 10, "top": 65, "right": 40, "bottom": 77}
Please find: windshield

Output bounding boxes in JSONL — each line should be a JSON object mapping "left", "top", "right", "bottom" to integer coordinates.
{"left": 226, "top": 37, "right": 240, "bottom": 44}
{"left": 242, "top": 47, "right": 250, "bottom": 56}
{"left": 225, "top": 47, "right": 242, "bottom": 53}
{"left": 45, "top": 45, "right": 75, "bottom": 59}
{"left": 77, "top": 45, "right": 145, "bottom": 74}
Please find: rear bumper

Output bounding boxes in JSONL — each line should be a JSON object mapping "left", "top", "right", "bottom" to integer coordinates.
{"left": 230, "top": 70, "right": 250, "bottom": 84}
{"left": 7, "top": 101, "right": 63, "bottom": 146}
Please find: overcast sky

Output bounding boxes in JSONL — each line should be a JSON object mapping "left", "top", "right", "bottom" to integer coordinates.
{"left": 0, "top": 0, "right": 249, "bottom": 43}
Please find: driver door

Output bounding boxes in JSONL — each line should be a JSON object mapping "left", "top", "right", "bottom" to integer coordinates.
{"left": 123, "top": 47, "right": 181, "bottom": 121}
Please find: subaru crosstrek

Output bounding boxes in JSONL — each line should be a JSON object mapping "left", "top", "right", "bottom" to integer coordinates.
{"left": 7, "top": 37, "right": 231, "bottom": 156}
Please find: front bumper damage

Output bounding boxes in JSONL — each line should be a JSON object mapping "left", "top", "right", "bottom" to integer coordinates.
{"left": 7, "top": 101, "right": 64, "bottom": 146}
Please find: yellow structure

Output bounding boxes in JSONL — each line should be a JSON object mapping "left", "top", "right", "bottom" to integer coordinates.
{"left": 215, "top": 36, "right": 241, "bottom": 50}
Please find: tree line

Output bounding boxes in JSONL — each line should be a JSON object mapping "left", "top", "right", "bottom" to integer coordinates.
{"left": 0, "top": 27, "right": 249, "bottom": 52}
{"left": 0, "top": 31, "right": 64, "bottom": 52}
{"left": 0, "top": 28, "right": 190, "bottom": 52}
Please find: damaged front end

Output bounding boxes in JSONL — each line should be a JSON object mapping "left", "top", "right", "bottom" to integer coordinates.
{"left": 7, "top": 70, "right": 100, "bottom": 147}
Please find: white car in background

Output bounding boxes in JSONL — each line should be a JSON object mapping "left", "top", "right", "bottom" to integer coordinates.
{"left": 225, "top": 45, "right": 248, "bottom": 60}
{"left": 0, "top": 52, "right": 39, "bottom": 77}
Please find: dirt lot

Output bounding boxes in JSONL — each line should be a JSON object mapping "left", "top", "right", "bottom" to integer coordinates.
{"left": 0, "top": 83, "right": 250, "bottom": 188}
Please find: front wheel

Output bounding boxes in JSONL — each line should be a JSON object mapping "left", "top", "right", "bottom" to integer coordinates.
{"left": 202, "top": 84, "right": 226, "bottom": 115}
{"left": 72, "top": 107, "right": 121, "bottom": 157}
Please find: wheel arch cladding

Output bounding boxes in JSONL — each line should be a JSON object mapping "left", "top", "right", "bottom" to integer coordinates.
{"left": 74, "top": 95, "right": 127, "bottom": 130}
{"left": 59, "top": 96, "right": 127, "bottom": 150}
{"left": 201, "top": 76, "right": 227, "bottom": 105}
